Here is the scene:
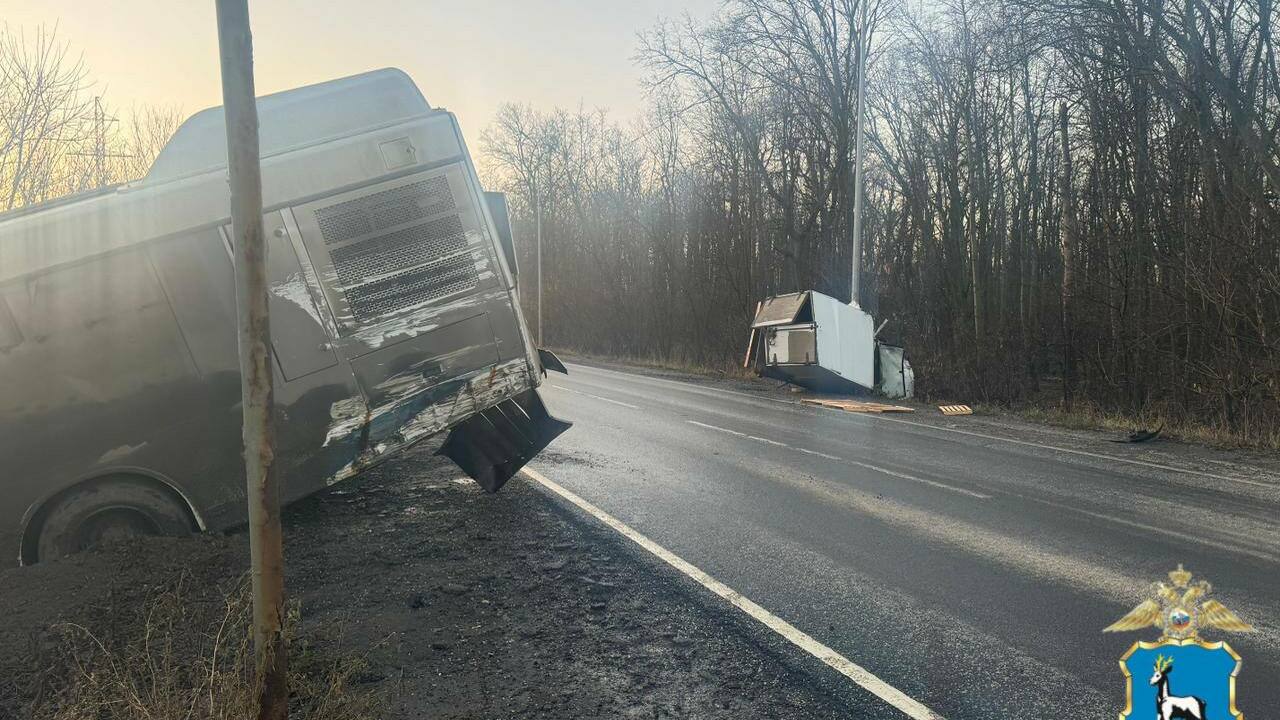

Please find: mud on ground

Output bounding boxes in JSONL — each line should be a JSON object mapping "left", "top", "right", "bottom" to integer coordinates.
{"left": 0, "top": 445, "right": 863, "bottom": 719}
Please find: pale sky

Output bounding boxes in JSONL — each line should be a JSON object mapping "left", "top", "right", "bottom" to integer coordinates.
{"left": 7, "top": 0, "right": 722, "bottom": 134}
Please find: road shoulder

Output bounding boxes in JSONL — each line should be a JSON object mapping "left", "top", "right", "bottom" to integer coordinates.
{"left": 0, "top": 446, "right": 876, "bottom": 719}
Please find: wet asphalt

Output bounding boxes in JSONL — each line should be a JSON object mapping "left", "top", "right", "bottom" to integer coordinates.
{"left": 529, "top": 362, "right": 1280, "bottom": 719}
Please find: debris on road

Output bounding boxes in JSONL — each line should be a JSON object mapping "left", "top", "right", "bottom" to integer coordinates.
{"left": 1111, "top": 424, "right": 1164, "bottom": 443}
{"left": 801, "top": 398, "right": 915, "bottom": 413}
{"left": 939, "top": 404, "right": 974, "bottom": 416}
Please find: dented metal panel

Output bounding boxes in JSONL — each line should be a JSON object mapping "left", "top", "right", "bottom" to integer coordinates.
{"left": 260, "top": 211, "right": 338, "bottom": 380}
{"left": 351, "top": 314, "right": 498, "bottom": 409}
{"left": 323, "top": 357, "right": 540, "bottom": 488}
{"left": 875, "top": 343, "right": 915, "bottom": 399}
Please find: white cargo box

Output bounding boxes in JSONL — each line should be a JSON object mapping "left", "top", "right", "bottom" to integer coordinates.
{"left": 749, "top": 290, "right": 876, "bottom": 392}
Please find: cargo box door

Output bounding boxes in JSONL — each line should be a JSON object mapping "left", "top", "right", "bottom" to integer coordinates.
{"left": 224, "top": 212, "right": 340, "bottom": 381}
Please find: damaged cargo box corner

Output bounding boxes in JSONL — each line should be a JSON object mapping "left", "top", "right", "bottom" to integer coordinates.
{"left": 746, "top": 290, "right": 913, "bottom": 399}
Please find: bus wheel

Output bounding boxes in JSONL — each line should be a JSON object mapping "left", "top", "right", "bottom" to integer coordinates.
{"left": 35, "top": 479, "right": 194, "bottom": 562}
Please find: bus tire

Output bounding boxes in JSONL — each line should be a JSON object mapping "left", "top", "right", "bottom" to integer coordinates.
{"left": 35, "top": 479, "right": 194, "bottom": 562}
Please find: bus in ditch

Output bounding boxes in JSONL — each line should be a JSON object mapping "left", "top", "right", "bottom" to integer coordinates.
{"left": 0, "top": 68, "right": 568, "bottom": 564}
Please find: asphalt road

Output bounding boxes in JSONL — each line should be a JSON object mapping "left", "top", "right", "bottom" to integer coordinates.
{"left": 529, "top": 362, "right": 1280, "bottom": 719}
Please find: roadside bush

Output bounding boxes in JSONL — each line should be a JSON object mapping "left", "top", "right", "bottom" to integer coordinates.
{"left": 29, "top": 574, "right": 379, "bottom": 720}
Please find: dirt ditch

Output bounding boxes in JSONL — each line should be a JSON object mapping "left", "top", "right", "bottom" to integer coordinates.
{"left": 0, "top": 445, "right": 864, "bottom": 718}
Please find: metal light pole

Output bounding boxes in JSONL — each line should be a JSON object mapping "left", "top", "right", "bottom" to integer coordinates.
{"left": 535, "top": 182, "right": 543, "bottom": 346}
{"left": 850, "top": 0, "right": 870, "bottom": 308}
{"left": 214, "top": 1, "right": 288, "bottom": 718}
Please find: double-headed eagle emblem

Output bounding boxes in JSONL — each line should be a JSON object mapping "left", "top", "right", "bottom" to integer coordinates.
{"left": 1104, "top": 564, "right": 1254, "bottom": 641}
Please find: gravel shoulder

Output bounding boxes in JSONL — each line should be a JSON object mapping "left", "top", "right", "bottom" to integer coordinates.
{"left": 0, "top": 442, "right": 869, "bottom": 719}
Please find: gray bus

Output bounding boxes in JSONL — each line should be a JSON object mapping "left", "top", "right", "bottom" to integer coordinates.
{"left": 0, "top": 69, "right": 567, "bottom": 565}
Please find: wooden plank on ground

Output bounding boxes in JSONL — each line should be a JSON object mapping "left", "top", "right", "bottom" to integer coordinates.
{"left": 801, "top": 398, "right": 915, "bottom": 413}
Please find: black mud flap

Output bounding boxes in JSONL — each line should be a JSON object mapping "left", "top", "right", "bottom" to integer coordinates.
{"left": 538, "top": 348, "right": 568, "bottom": 376}
{"left": 438, "top": 388, "right": 571, "bottom": 493}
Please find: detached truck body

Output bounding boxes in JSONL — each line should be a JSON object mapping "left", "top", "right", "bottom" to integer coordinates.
{"left": 747, "top": 290, "right": 913, "bottom": 398}
{"left": 0, "top": 69, "right": 567, "bottom": 564}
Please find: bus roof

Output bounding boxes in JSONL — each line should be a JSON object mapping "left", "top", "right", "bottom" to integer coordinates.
{"left": 146, "top": 67, "right": 430, "bottom": 182}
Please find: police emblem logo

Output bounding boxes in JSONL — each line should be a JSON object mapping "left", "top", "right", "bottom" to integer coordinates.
{"left": 1105, "top": 565, "right": 1254, "bottom": 719}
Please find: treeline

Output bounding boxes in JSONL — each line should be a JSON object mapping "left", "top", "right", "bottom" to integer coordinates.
{"left": 0, "top": 25, "right": 180, "bottom": 211}
{"left": 482, "top": 0, "right": 1280, "bottom": 441}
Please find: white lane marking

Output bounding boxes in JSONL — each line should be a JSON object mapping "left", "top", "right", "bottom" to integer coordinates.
{"left": 546, "top": 383, "right": 641, "bottom": 410}
{"left": 571, "top": 364, "right": 1276, "bottom": 490}
{"left": 1016, "top": 493, "right": 1280, "bottom": 564}
{"left": 572, "top": 368, "right": 1273, "bottom": 560}
{"left": 840, "top": 458, "right": 992, "bottom": 500}
{"left": 687, "top": 420, "right": 991, "bottom": 499}
{"left": 522, "top": 466, "right": 945, "bottom": 720}
{"left": 796, "top": 447, "right": 842, "bottom": 461}
{"left": 688, "top": 419, "right": 751, "bottom": 438}
{"left": 689, "top": 420, "right": 793, "bottom": 449}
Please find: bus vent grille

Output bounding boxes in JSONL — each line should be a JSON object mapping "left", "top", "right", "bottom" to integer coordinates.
{"left": 316, "top": 177, "right": 455, "bottom": 246}
{"left": 316, "top": 178, "right": 478, "bottom": 324}
{"left": 329, "top": 215, "right": 467, "bottom": 287}
{"left": 343, "top": 254, "right": 478, "bottom": 322}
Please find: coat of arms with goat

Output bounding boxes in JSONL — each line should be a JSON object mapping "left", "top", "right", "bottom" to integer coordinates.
{"left": 1105, "top": 565, "right": 1254, "bottom": 720}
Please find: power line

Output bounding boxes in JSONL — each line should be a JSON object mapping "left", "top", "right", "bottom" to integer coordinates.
{"left": 67, "top": 97, "right": 129, "bottom": 187}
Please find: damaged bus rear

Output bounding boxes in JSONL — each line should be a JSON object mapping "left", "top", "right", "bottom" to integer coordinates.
{"left": 0, "top": 69, "right": 567, "bottom": 564}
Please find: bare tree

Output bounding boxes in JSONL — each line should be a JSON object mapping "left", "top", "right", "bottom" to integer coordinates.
{"left": 0, "top": 24, "right": 95, "bottom": 210}
{"left": 0, "top": 25, "right": 182, "bottom": 212}
{"left": 114, "top": 104, "right": 185, "bottom": 181}
{"left": 481, "top": 0, "right": 1280, "bottom": 441}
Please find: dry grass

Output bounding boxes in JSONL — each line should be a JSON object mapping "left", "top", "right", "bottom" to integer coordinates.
{"left": 29, "top": 575, "right": 380, "bottom": 720}
{"left": 1000, "top": 401, "right": 1280, "bottom": 450}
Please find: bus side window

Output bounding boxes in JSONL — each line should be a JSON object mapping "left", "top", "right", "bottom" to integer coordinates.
{"left": 0, "top": 295, "right": 20, "bottom": 352}
{"left": 10, "top": 250, "right": 194, "bottom": 409}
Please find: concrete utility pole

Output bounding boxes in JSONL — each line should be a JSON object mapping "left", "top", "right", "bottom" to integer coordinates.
{"left": 214, "top": 1, "right": 288, "bottom": 718}
{"left": 850, "top": 0, "right": 870, "bottom": 308}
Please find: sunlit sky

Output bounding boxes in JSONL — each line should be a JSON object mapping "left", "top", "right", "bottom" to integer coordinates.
{"left": 7, "top": 0, "right": 722, "bottom": 134}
